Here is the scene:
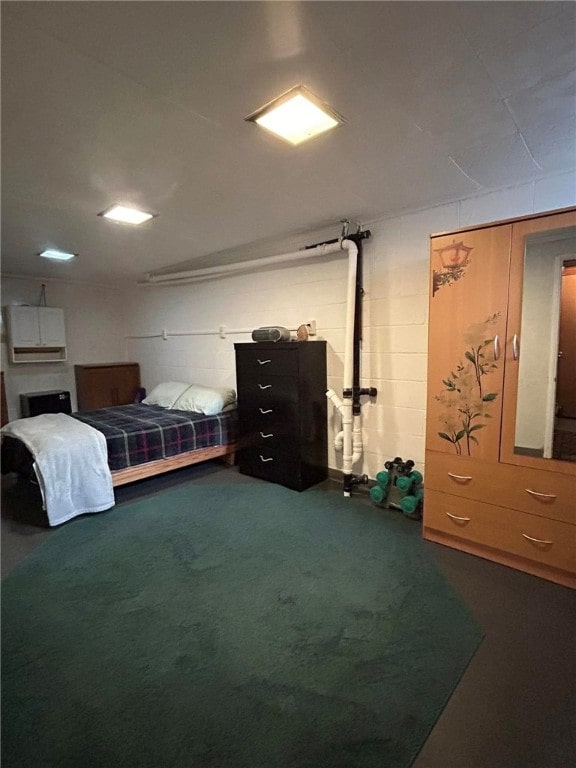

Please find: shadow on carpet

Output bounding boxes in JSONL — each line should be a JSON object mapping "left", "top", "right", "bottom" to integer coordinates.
{"left": 2, "top": 483, "right": 482, "bottom": 768}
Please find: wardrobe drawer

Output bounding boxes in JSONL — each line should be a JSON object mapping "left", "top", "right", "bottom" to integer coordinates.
{"left": 425, "top": 451, "right": 576, "bottom": 525}
{"left": 236, "top": 348, "right": 299, "bottom": 378}
{"left": 424, "top": 489, "right": 576, "bottom": 576}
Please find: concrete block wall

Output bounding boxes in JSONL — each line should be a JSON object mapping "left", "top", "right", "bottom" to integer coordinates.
{"left": 4, "top": 173, "right": 571, "bottom": 478}
{"left": 125, "top": 171, "right": 576, "bottom": 480}
{"left": 1, "top": 277, "right": 128, "bottom": 419}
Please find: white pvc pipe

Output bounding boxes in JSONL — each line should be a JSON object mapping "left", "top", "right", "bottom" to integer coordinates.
{"left": 126, "top": 327, "right": 252, "bottom": 340}
{"left": 326, "top": 390, "right": 345, "bottom": 450}
{"left": 326, "top": 389, "right": 343, "bottom": 412}
{"left": 352, "top": 414, "right": 363, "bottom": 465}
{"left": 334, "top": 430, "right": 344, "bottom": 450}
{"left": 325, "top": 239, "right": 363, "bottom": 488}
{"left": 341, "top": 239, "right": 359, "bottom": 477}
{"left": 143, "top": 241, "right": 343, "bottom": 284}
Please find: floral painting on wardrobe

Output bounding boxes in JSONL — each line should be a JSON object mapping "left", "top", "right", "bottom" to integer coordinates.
{"left": 435, "top": 313, "right": 500, "bottom": 455}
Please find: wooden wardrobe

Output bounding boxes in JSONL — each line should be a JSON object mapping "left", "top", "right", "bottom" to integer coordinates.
{"left": 424, "top": 207, "right": 576, "bottom": 588}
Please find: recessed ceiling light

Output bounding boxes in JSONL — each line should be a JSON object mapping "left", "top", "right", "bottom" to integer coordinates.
{"left": 245, "top": 85, "right": 345, "bottom": 146}
{"left": 99, "top": 204, "right": 156, "bottom": 225}
{"left": 39, "top": 249, "right": 77, "bottom": 261}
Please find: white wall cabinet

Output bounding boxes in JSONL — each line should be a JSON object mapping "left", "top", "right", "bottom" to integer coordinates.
{"left": 5, "top": 306, "right": 67, "bottom": 363}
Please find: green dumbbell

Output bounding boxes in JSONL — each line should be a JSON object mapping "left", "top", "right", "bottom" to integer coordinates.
{"left": 370, "top": 485, "right": 386, "bottom": 503}
{"left": 396, "top": 475, "right": 414, "bottom": 494}
{"left": 400, "top": 490, "right": 423, "bottom": 517}
{"left": 376, "top": 470, "right": 390, "bottom": 487}
{"left": 409, "top": 470, "right": 423, "bottom": 486}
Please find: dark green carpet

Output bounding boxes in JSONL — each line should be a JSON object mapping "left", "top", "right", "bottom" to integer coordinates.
{"left": 2, "top": 483, "right": 481, "bottom": 768}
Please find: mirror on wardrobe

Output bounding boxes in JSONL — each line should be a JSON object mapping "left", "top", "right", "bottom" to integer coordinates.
{"left": 515, "top": 226, "right": 576, "bottom": 462}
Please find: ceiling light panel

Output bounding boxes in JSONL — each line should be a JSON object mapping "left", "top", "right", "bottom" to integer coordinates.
{"left": 246, "top": 86, "right": 345, "bottom": 146}
{"left": 39, "top": 249, "right": 76, "bottom": 261}
{"left": 99, "top": 204, "right": 155, "bottom": 225}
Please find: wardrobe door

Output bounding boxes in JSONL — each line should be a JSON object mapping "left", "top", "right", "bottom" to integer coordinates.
{"left": 500, "top": 209, "right": 576, "bottom": 475}
{"left": 426, "top": 224, "right": 511, "bottom": 463}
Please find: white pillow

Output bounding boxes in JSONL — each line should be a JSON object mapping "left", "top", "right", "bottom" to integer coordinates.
{"left": 172, "top": 384, "right": 237, "bottom": 415}
{"left": 142, "top": 381, "right": 191, "bottom": 408}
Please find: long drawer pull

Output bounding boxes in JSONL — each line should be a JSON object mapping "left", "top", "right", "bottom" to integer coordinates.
{"left": 493, "top": 334, "right": 500, "bottom": 361}
{"left": 259, "top": 408, "right": 273, "bottom": 414}
{"left": 522, "top": 533, "right": 554, "bottom": 545}
{"left": 447, "top": 472, "right": 473, "bottom": 481}
{"left": 259, "top": 455, "right": 274, "bottom": 463}
{"left": 258, "top": 383, "right": 272, "bottom": 390}
{"left": 445, "top": 512, "right": 471, "bottom": 522}
{"left": 525, "top": 488, "right": 557, "bottom": 500}
{"left": 257, "top": 359, "right": 271, "bottom": 365}
{"left": 260, "top": 432, "right": 274, "bottom": 438}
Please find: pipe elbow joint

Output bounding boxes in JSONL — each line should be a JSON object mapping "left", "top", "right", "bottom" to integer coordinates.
{"left": 326, "top": 389, "right": 343, "bottom": 412}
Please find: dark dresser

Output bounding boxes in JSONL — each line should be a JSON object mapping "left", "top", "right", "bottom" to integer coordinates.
{"left": 234, "top": 341, "right": 328, "bottom": 491}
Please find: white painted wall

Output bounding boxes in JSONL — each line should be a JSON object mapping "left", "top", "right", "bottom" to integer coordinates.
{"left": 123, "top": 172, "right": 576, "bottom": 479}
{"left": 2, "top": 171, "right": 574, "bottom": 480}
{"left": 1, "top": 277, "right": 129, "bottom": 419}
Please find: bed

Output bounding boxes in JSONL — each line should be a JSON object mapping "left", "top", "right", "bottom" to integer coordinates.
{"left": 78, "top": 402, "right": 237, "bottom": 485}
{"left": 0, "top": 381, "right": 238, "bottom": 524}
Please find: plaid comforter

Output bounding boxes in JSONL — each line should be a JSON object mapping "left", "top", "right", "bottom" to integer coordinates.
{"left": 72, "top": 404, "right": 237, "bottom": 471}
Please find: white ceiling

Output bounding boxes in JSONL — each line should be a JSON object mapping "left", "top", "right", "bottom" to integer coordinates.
{"left": 2, "top": 1, "right": 575, "bottom": 285}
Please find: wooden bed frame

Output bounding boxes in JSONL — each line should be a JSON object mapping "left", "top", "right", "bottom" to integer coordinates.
{"left": 111, "top": 442, "right": 238, "bottom": 486}
{"left": 1, "top": 434, "right": 238, "bottom": 489}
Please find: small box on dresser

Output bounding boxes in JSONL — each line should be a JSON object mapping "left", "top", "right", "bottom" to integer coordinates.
{"left": 234, "top": 341, "right": 328, "bottom": 491}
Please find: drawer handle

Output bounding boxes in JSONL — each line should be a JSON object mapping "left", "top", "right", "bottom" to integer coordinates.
{"left": 493, "top": 334, "right": 500, "bottom": 361}
{"left": 445, "top": 512, "right": 471, "bottom": 522}
{"left": 522, "top": 533, "right": 553, "bottom": 546}
{"left": 257, "top": 359, "right": 272, "bottom": 365}
{"left": 258, "top": 383, "right": 272, "bottom": 390}
{"left": 260, "top": 432, "right": 274, "bottom": 438}
{"left": 259, "top": 408, "right": 273, "bottom": 414}
{"left": 525, "top": 488, "right": 557, "bottom": 500}
{"left": 447, "top": 472, "right": 472, "bottom": 481}
{"left": 512, "top": 334, "right": 519, "bottom": 361}
{"left": 259, "top": 455, "right": 274, "bottom": 463}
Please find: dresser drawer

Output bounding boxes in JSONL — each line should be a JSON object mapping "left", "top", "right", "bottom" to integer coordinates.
{"left": 249, "top": 429, "right": 299, "bottom": 453}
{"left": 424, "top": 489, "right": 576, "bottom": 576}
{"left": 236, "top": 347, "right": 299, "bottom": 378}
{"left": 239, "top": 401, "right": 300, "bottom": 435}
{"left": 236, "top": 374, "right": 299, "bottom": 405}
{"left": 239, "top": 446, "right": 302, "bottom": 489}
{"left": 425, "top": 451, "right": 576, "bottom": 525}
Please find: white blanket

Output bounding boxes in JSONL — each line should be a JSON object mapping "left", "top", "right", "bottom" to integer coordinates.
{"left": 2, "top": 413, "right": 115, "bottom": 526}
